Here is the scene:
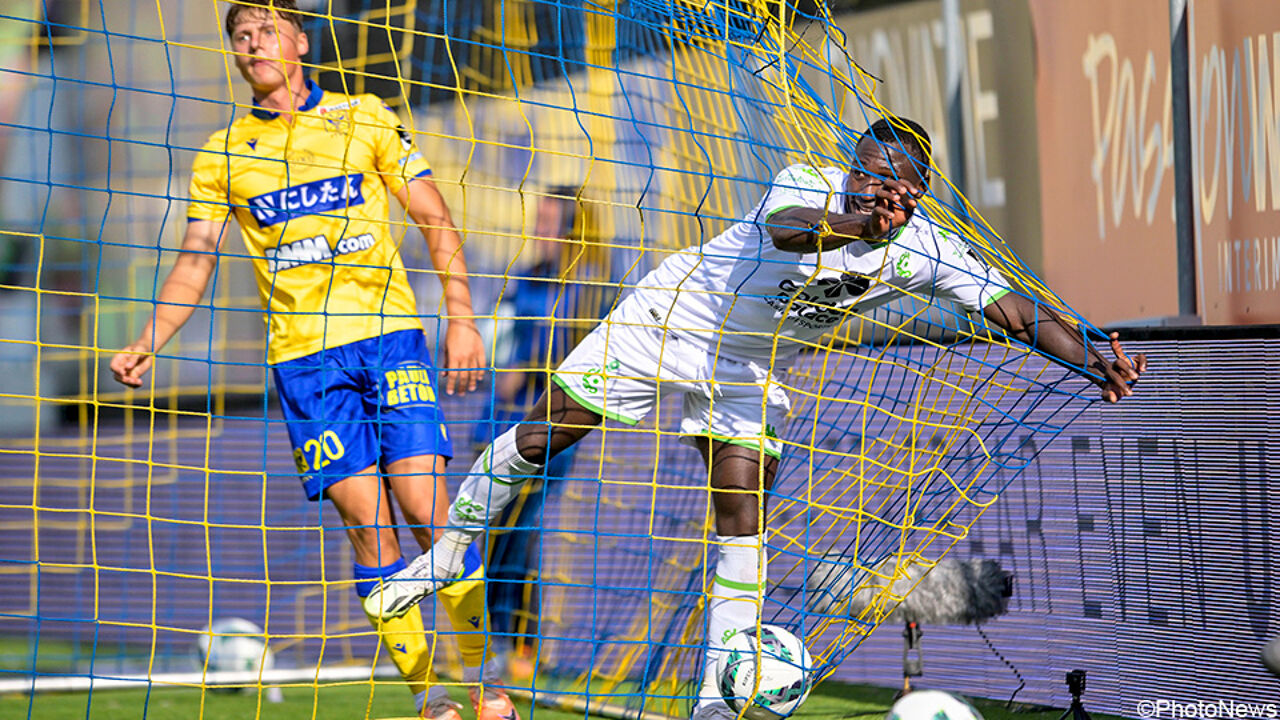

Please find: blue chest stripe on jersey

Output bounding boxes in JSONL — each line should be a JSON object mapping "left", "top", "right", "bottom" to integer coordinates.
{"left": 248, "top": 174, "right": 365, "bottom": 228}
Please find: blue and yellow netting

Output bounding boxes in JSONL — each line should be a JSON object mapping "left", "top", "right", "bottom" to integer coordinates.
{"left": 0, "top": 1, "right": 1104, "bottom": 717}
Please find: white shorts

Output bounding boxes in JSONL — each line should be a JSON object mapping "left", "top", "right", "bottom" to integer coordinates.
{"left": 551, "top": 295, "right": 790, "bottom": 459}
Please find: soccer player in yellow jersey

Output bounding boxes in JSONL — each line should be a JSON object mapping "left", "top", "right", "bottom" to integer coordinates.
{"left": 108, "top": 2, "right": 517, "bottom": 719}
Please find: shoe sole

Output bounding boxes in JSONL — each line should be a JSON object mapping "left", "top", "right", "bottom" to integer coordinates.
{"left": 363, "top": 582, "right": 430, "bottom": 620}
{"left": 365, "top": 570, "right": 468, "bottom": 620}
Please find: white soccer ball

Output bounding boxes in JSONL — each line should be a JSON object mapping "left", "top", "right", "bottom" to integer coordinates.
{"left": 197, "top": 617, "right": 275, "bottom": 676}
{"left": 887, "top": 690, "right": 985, "bottom": 720}
{"left": 716, "top": 624, "right": 813, "bottom": 720}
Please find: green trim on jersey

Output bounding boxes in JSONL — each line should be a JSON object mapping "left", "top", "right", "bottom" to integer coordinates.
{"left": 865, "top": 223, "right": 907, "bottom": 249}
{"left": 981, "top": 287, "right": 1011, "bottom": 308}
{"left": 764, "top": 204, "right": 804, "bottom": 220}
{"left": 550, "top": 373, "right": 642, "bottom": 426}
{"left": 688, "top": 430, "right": 784, "bottom": 460}
{"left": 762, "top": 205, "right": 905, "bottom": 253}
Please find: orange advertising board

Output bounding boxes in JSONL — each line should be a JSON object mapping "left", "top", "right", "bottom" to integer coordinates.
{"left": 1191, "top": 0, "right": 1280, "bottom": 324}
{"left": 1029, "top": 0, "right": 1181, "bottom": 326}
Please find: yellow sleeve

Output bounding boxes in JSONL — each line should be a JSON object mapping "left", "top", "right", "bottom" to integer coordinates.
{"left": 364, "top": 98, "right": 433, "bottom": 194}
{"left": 187, "top": 132, "right": 232, "bottom": 223}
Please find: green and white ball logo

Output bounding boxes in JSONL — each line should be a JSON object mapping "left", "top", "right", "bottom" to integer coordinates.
{"left": 716, "top": 624, "right": 813, "bottom": 720}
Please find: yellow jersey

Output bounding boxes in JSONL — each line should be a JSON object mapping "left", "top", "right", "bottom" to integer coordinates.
{"left": 187, "top": 79, "right": 433, "bottom": 364}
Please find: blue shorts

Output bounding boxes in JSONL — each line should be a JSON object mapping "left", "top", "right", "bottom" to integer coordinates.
{"left": 273, "top": 329, "right": 454, "bottom": 500}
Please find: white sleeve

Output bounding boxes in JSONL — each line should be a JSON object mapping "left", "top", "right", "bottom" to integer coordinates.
{"left": 761, "top": 164, "right": 840, "bottom": 219}
{"left": 930, "top": 231, "right": 1014, "bottom": 312}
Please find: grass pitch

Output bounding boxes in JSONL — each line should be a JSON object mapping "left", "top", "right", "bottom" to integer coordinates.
{"left": 0, "top": 637, "right": 1122, "bottom": 720}
{"left": 0, "top": 676, "right": 1123, "bottom": 720}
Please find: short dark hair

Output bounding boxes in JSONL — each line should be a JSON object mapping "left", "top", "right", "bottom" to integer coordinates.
{"left": 225, "top": 0, "right": 304, "bottom": 37}
{"left": 861, "top": 116, "right": 932, "bottom": 171}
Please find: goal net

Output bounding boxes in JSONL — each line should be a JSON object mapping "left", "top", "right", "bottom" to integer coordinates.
{"left": 0, "top": 1, "right": 1101, "bottom": 717}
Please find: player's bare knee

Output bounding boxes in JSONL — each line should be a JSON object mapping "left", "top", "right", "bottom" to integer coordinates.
{"left": 714, "top": 508, "right": 762, "bottom": 537}
{"left": 712, "top": 489, "right": 764, "bottom": 535}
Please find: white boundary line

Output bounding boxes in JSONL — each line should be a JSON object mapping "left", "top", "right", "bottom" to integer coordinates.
{"left": 0, "top": 668, "right": 679, "bottom": 720}
{"left": 0, "top": 664, "right": 398, "bottom": 694}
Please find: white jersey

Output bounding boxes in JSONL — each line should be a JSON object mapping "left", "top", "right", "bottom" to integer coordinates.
{"left": 632, "top": 164, "right": 1012, "bottom": 362}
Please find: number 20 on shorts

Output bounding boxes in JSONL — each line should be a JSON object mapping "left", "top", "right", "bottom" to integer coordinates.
{"left": 293, "top": 430, "right": 346, "bottom": 473}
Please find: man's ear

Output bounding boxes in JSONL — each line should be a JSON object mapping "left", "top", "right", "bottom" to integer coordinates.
{"left": 297, "top": 31, "right": 310, "bottom": 56}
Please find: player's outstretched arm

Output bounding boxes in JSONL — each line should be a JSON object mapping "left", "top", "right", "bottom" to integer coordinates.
{"left": 110, "top": 219, "right": 226, "bottom": 388}
{"left": 982, "top": 292, "right": 1147, "bottom": 403}
{"left": 768, "top": 177, "right": 922, "bottom": 253}
{"left": 395, "top": 177, "right": 484, "bottom": 395}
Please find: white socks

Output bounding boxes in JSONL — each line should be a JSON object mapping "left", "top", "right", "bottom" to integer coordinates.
{"left": 429, "top": 428, "right": 546, "bottom": 580}
{"left": 697, "top": 534, "right": 767, "bottom": 710}
{"left": 450, "top": 427, "right": 543, "bottom": 529}
{"left": 444, "top": 433, "right": 769, "bottom": 714}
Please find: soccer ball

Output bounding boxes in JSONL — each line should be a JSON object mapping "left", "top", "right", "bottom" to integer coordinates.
{"left": 716, "top": 624, "right": 813, "bottom": 720}
{"left": 887, "top": 690, "right": 985, "bottom": 720}
{"left": 196, "top": 617, "right": 275, "bottom": 678}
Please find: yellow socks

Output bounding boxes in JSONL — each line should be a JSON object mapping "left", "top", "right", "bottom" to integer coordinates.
{"left": 356, "top": 545, "right": 494, "bottom": 700}
{"left": 364, "top": 601, "right": 436, "bottom": 695}
{"left": 436, "top": 543, "right": 491, "bottom": 671}
{"left": 356, "top": 559, "right": 436, "bottom": 694}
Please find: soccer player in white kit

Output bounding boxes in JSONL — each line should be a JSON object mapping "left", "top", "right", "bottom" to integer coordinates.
{"left": 365, "top": 117, "right": 1147, "bottom": 718}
